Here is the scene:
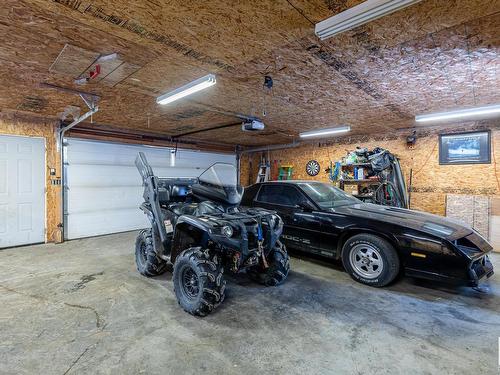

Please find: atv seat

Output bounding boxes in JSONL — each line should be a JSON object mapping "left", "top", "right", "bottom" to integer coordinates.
{"left": 170, "top": 203, "right": 198, "bottom": 216}
{"left": 196, "top": 201, "right": 223, "bottom": 215}
{"left": 157, "top": 184, "right": 192, "bottom": 205}
{"left": 158, "top": 188, "right": 170, "bottom": 205}
{"left": 169, "top": 201, "right": 222, "bottom": 217}
{"left": 169, "top": 185, "right": 191, "bottom": 202}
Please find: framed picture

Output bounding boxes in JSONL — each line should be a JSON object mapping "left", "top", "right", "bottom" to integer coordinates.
{"left": 439, "top": 130, "right": 491, "bottom": 165}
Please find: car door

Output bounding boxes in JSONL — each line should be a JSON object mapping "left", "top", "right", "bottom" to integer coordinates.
{"left": 254, "top": 184, "right": 322, "bottom": 253}
{"left": 295, "top": 182, "right": 357, "bottom": 259}
{"left": 316, "top": 210, "right": 348, "bottom": 257}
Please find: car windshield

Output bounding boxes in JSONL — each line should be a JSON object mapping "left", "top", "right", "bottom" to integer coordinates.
{"left": 298, "top": 182, "right": 359, "bottom": 209}
{"left": 198, "top": 163, "right": 237, "bottom": 188}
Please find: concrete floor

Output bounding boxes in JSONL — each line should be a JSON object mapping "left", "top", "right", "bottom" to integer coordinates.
{"left": 1, "top": 232, "right": 499, "bottom": 375}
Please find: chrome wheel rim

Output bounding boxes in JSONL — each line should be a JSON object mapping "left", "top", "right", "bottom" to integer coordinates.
{"left": 349, "top": 243, "right": 383, "bottom": 279}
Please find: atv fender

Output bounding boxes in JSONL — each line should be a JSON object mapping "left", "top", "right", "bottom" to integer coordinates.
{"left": 140, "top": 203, "right": 168, "bottom": 259}
{"left": 171, "top": 215, "right": 212, "bottom": 263}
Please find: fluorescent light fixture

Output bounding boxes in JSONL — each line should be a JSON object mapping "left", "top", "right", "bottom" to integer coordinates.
{"left": 415, "top": 104, "right": 500, "bottom": 123}
{"left": 299, "top": 125, "right": 351, "bottom": 138}
{"left": 156, "top": 74, "right": 216, "bottom": 105}
{"left": 315, "top": 0, "right": 422, "bottom": 40}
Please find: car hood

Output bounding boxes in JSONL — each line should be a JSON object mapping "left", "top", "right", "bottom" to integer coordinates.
{"left": 330, "top": 203, "right": 473, "bottom": 241}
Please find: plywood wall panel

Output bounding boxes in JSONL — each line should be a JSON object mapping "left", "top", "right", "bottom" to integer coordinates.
{"left": 446, "top": 194, "right": 490, "bottom": 239}
{"left": 491, "top": 197, "right": 500, "bottom": 252}
{"left": 241, "top": 127, "right": 500, "bottom": 216}
{"left": 473, "top": 196, "right": 490, "bottom": 239}
{"left": 411, "top": 192, "right": 446, "bottom": 216}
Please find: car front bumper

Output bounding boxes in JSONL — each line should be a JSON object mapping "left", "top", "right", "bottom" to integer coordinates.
{"left": 468, "top": 255, "right": 494, "bottom": 287}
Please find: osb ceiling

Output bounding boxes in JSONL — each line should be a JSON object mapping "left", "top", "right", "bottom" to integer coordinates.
{"left": 0, "top": 0, "right": 499, "bottom": 148}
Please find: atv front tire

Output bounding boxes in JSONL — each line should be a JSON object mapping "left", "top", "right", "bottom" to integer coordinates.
{"left": 250, "top": 241, "right": 290, "bottom": 286}
{"left": 173, "top": 248, "right": 226, "bottom": 316}
{"left": 135, "top": 229, "right": 167, "bottom": 277}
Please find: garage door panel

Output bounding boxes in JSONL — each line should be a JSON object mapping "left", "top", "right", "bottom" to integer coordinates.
{"left": 65, "top": 142, "right": 232, "bottom": 166}
{"left": 65, "top": 139, "right": 235, "bottom": 239}
{"left": 66, "top": 164, "right": 140, "bottom": 187}
{"left": 0, "top": 159, "right": 7, "bottom": 194}
{"left": 66, "top": 141, "right": 151, "bottom": 165}
{"left": 64, "top": 141, "right": 130, "bottom": 163}
{"left": 67, "top": 164, "right": 214, "bottom": 187}
{"left": 66, "top": 209, "right": 149, "bottom": 239}
{"left": 67, "top": 186, "right": 142, "bottom": 213}
{"left": 0, "top": 204, "right": 7, "bottom": 233}
{"left": 153, "top": 166, "right": 207, "bottom": 178}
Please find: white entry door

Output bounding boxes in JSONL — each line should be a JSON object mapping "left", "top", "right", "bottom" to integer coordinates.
{"left": 0, "top": 135, "right": 45, "bottom": 248}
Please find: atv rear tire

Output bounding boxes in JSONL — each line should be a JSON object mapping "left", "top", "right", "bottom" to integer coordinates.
{"left": 135, "top": 229, "right": 167, "bottom": 277}
{"left": 342, "top": 234, "right": 399, "bottom": 287}
{"left": 250, "top": 241, "right": 290, "bottom": 286}
{"left": 173, "top": 248, "right": 226, "bottom": 316}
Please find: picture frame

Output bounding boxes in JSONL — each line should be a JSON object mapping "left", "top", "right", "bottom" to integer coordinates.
{"left": 439, "top": 130, "right": 491, "bottom": 165}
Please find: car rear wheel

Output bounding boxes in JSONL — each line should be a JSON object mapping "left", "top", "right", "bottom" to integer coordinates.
{"left": 342, "top": 234, "right": 399, "bottom": 287}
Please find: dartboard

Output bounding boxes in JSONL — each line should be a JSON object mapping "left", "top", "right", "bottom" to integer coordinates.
{"left": 306, "top": 160, "right": 320, "bottom": 176}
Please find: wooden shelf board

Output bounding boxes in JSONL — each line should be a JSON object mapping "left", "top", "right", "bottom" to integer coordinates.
{"left": 341, "top": 163, "right": 371, "bottom": 167}
{"left": 341, "top": 179, "right": 378, "bottom": 183}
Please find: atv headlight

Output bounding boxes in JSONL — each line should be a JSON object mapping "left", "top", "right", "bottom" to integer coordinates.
{"left": 221, "top": 225, "right": 233, "bottom": 238}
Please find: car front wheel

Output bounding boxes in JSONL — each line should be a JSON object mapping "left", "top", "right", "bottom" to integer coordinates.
{"left": 342, "top": 234, "right": 399, "bottom": 287}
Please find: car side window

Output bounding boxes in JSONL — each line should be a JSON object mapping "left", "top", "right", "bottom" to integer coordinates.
{"left": 257, "top": 185, "right": 304, "bottom": 206}
{"left": 240, "top": 184, "right": 260, "bottom": 206}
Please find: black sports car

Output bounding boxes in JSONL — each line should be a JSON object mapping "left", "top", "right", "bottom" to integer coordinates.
{"left": 242, "top": 181, "right": 494, "bottom": 287}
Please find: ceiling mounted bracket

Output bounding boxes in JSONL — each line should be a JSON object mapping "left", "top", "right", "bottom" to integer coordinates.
{"left": 56, "top": 92, "right": 100, "bottom": 152}
{"left": 79, "top": 93, "right": 98, "bottom": 111}
{"left": 57, "top": 105, "right": 99, "bottom": 152}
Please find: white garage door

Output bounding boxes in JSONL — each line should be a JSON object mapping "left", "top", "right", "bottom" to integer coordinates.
{"left": 64, "top": 139, "right": 235, "bottom": 239}
{"left": 0, "top": 135, "right": 45, "bottom": 248}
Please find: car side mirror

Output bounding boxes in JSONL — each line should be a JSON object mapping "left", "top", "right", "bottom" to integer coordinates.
{"left": 296, "top": 201, "right": 314, "bottom": 212}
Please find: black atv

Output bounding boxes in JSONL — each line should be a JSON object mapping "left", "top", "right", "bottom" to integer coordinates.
{"left": 134, "top": 152, "right": 290, "bottom": 316}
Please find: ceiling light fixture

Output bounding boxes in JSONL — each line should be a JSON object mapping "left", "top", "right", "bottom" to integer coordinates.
{"left": 315, "top": 0, "right": 422, "bottom": 40}
{"left": 299, "top": 125, "right": 351, "bottom": 138}
{"left": 415, "top": 104, "right": 500, "bottom": 123}
{"left": 156, "top": 74, "right": 216, "bottom": 105}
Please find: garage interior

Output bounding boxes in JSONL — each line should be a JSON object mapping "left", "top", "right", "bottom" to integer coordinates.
{"left": 1, "top": 0, "right": 499, "bottom": 374}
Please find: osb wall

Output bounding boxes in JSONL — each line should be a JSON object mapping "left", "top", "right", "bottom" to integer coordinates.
{"left": 241, "top": 129, "right": 500, "bottom": 217}
{"left": 0, "top": 116, "right": 61, "bottom": 243}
